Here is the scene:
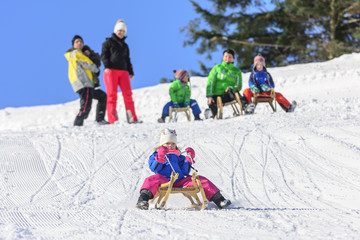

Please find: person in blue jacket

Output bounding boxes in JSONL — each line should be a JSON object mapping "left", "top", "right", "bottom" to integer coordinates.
{"left": 242, "top": 54, "right": 297, "bottom": 113}
{"left": 136, "top": 128, "right": 231, "bottom": 210}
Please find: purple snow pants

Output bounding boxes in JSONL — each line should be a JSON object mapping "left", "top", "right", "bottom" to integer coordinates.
{"left": 140, "top": 174, "right": 220, "bottom": 200}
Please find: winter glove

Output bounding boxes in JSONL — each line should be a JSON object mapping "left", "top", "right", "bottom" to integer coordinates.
{"left": 185, "top": 147, "right": 195, "bottom": 164}
{"left": 260, "top": 84, "right": 271, "bottom": 92}
{"left": 172, "top": 102, "right": 180, "bottom": 108}
{"left": 251, "top": 86, "right": 259, "bottom": 94}
{"left": 155, "top": 146, "right": 169, "bottom": 163}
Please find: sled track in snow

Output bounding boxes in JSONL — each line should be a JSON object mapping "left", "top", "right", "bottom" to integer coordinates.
{"left": 225, "top": 129, "right": 265, "bottom": 206}
{"left": 29, "top": 134, "right": 62, "bottom": 203}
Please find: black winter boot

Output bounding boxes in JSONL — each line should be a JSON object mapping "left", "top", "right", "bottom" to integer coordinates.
{"left": 208, "top": 103, "right": 218, "bottom": 118}
{"left": 96, "top": 119, "right": 109, "bottom": 125}
{"left": 194, "top": 114, "right": 203, "bottom": 121}
{"left": 204, "top": 108, "right": 214, "bottom": 119}
{"left": 74, "top": 117, "right": 84, "bottom": 126}
{"left": 136, "top": 189, "right": 154, "bottom": 210}
{"left": 157, "top": 114, "right": 167, "bottom": 123}
{"left": 95, "top": 104, "right": 106, "bottom": 123}
{"left": 95, "top": 107, "right": 109, "bottom": 125}
{"left": 287, "top": 101, "right": 297, "bottom": 112}
{"left": 210, "top": 191, "right": 232, "bottom": 209}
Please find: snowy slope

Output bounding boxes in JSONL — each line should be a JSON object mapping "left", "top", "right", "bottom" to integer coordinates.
{"left": 0, "top": 53, "right": 360, "bottom": 239}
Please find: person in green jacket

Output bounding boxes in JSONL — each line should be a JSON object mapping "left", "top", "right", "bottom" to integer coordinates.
{"left": 206, "top": 49, "right": 252, "bottom": 118}
{"left": 158, "top": 69, "right": 202, "bottom": 123}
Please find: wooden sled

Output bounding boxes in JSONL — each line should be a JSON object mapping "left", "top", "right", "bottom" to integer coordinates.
{"left": 216, "top": 92, "right": 243, "bottom": 119}
{"left": 253, "top": 89, "right": 276, "bottom": 112}
{"left": 150, "top": 171, "right": 208, "bottom": 210}
{"left": 168, "top": 105, "right": 191, "bottom": 122}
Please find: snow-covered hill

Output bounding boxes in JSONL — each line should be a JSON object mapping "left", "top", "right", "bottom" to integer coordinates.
{"left": 0, "top": 53, "right": 360, "bottom": 239}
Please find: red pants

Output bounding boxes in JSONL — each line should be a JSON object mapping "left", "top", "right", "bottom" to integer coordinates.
{"left": 243, "top": 88, "right": 291, "bottom": 109}
{"left": 104, "top": 69, "right": 138, "bottom": 123}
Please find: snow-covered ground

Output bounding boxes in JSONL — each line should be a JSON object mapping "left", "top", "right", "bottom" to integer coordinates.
{"left": 0, "top": 53, "right": 360, "bottom": 239}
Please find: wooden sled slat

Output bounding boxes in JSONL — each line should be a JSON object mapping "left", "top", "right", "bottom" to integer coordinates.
{"left": 216, "top": 92, "right": 243, "bottom": 119}
{"left": 168, "top": 105, "right": 191, "bottom": 122}
{"left": 151, "top": 171, "right": 208, "bottom": 210}
{"left": 253, "top": 89, "right": 276, "bottom": 112}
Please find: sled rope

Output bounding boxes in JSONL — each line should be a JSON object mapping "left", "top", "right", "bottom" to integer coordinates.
{"left": 165, "top": 154, "right": 176, "bottom": 173}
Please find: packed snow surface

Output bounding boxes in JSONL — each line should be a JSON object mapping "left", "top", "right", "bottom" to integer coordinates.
{"left": 1, "top": 53, "right": 360, "bottom": 239}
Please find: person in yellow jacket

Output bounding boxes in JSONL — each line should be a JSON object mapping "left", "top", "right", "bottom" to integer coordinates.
{"left": 64, "top": 35, "right": 108, "bottom": 126}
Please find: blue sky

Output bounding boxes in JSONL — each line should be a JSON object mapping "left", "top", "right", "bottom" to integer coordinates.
{"left": 0, "top": 0, "right": 222, "bottom": 109}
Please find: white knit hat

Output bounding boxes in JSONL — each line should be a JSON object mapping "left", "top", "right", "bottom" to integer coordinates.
{"left": 114, "top": 19, "right": 127, "bottom": 34}
{"left": 159, "top": 129, "right": 177, "bottom": 146}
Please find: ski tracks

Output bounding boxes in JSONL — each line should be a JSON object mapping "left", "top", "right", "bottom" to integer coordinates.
{"left": 29, "top": 134, "right": 62, "bottom": 203}
{"left": 223, "top": 116, "right": 333, "bottom": 210}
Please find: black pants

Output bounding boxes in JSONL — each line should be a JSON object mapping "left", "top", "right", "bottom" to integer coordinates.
{"left": 208, "top": 91, "right": 249, "bottom": 117}
{"left": 74, "top": 88, "right": 107, "bottom": 126}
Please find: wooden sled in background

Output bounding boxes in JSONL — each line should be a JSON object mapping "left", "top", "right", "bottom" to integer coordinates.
{"left": 253, "top": 89, "right": 277, "bottom": 112}
{"left": 216, "top": 92, "right": 243, "bottom": 119}
{"left": 168, "top": 106, "right": 191, "bottom": 122}
{"left": 150, "top": 171, "right": 208, "bottom": 210}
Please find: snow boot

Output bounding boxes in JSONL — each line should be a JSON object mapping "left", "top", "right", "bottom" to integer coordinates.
{"left": 96, "top": 119, "right": 110, "bottom": 125}
{"left": 218, "top": 199, "right": 231, "bottom": 209}
{"left": 126, "top": 110, "right": 134, "bottom": 123}
{"left": 126, "top": 110, "right": 143, "bottom": 124}
{"left": 96, "top": 109, "right": 106, "bottom": 124}
{"left": 204, "top": 108, "right": 214, "bottom": 119}
{"left": 194, "top": 114, "right": 203, "bottom": 121}
{"left": 136, "top": 189, "right": 153, "bottom": 210}
{"left": 210, "top": 191, "right": 232, "bottom": 209}
{"left": 157, "top": 114, "right": 167, "bottom": 123}
{"left": 244, "top": 103, "right": 255, "bottom": 114}
{"left": 136, "top": 200, "right": 149, "bottom": 210}
{"left": 287, "top": 101, "right": 297, "bottom": 112}
{"left": 131, "top": 120, "right": 143, "bottom": 124}
{"left": 74, "top": 117, "right": 84, "bottom": 126}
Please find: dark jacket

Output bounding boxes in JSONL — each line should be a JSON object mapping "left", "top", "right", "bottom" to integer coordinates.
{"left": 101, "top": 33, "right": 134, "bottom": 75}
{"left": 83, "top": 46, "right": 101, "bottom": 68}
{"left": 83, "top": 45, "right": 101, "bottom": 87}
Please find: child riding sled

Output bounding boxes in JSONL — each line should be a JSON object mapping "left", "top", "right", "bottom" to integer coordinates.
{"left": 157, "top": 70, "right": 202, "bottom": 123}
{"left": 136, "top": 128, "right": 231, "bottom": 210}
{"left": 242, "top": 54, "right": 297, "bottom": 113}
